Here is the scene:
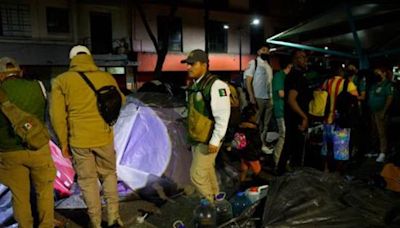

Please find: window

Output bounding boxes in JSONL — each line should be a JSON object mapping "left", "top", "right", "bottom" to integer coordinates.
{"left": 46, "top": 7, "right": 69, "bottom": 33}
{"left": 208, "top": 0, "right": 229, "bottom": 10}
{"left": 249, "top": 0, "right": 269, "bottom": 14}
{"left": 207, "top": 20, "right": 227, "bottom": 53}
{"left": 157, "top": 16, "right": 182, "bottom": 52}
{"left": 90, "top": 12, "right": 112, "bottom": 54}
{"left": 0, "top": 3, "right": 31, "bottom": 37}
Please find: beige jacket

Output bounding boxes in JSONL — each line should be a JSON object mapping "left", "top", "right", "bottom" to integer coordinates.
{"left": 50, "top": 54, "right": 125, "bottom": 148}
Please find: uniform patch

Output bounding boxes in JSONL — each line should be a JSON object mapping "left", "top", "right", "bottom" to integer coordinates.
{"left": 219, "top": 88, "right": 227, "bottom": 97}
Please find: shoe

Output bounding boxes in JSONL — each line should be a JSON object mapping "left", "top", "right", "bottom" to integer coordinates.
{"left": 364, "top": 152, "right": 378, "bottom": 158}
{"left": 262, "top": 145, "right": 273, "bottom": 155}
{"left": 376, "top": 153, "right": 385, "bottom": 163}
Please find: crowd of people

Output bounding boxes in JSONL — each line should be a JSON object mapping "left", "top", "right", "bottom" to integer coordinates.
{"left": 0, "top": 43, "right": 398, "bottom": 227}
{"left": 225, "top": 45, "right": 398, "bottom": 182}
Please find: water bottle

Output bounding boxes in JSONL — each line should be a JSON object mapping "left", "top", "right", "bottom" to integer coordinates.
{"left": 193, "top": 199, "right": 216, "bottom": 228}
{"left": 230, "top": 191, "right": 252, "bottom": 217}
{"left": 215, "top": 192, "right": 233, "bottom": 225}
{"left": 173, "top": 220, "right": 186, "bottom": 228}
{"left": 245, "top": 185, "right": 269, "bottom": 204}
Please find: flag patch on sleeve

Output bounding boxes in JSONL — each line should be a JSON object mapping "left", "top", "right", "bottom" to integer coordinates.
{"left": 218, "top": 88, "right": 227, "bottom": 97}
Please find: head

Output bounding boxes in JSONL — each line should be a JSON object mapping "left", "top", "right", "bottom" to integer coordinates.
{"left": 69, "top": 45, "right": 91, "bottom": 59}
{"left": 279, "top": 55, "right": 293, "bottom": 74}
{"left": 292, "top": 50, "right": 307, "bottom": 70}
{"left": 345, "top": 63, "right": 358, "bottom": 77}
{"left": 241, "top": 105, "right": 257, "bottom": 123}
{"left": 330, "top": 62, "right": 345, "bottom": 77}
{"left": 181, "top": 49, "right": 209, "bottom": 79}
{"left": 257, "top": 45, "right": 270, "bottom": 61}
{"left": 0, "top": 57, "right": 22, "bottom": 81}
{"left": 373, "top": 67, "right": 387, "bottom": 81}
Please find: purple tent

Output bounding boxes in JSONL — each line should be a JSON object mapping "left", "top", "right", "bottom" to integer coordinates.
{"left": 114, "top": 93, "right": 192, "bottom": 191}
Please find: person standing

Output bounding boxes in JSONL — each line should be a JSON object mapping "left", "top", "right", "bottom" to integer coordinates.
{"left": 244, "top": 45, "right": 274, "bottom": 153}
{"left": 50, "top": 45, "right": 125, "bottom": 228}
{"left": 0, "top": 57, "right": 56, "bottom": 228}
{"left": 368, "top": 67, "right": 394, "bottom": 163}
{"left": 321, "top": 65, "right": 358, "bottom": 173}
{"left": 272, "top": 56, "right": 292, "bottom": 167}
{"left": 181, "top": 49, "right": 230, "bottom": 203}
{"left": 277, "top": 50, "right": 313, "bottom": 174}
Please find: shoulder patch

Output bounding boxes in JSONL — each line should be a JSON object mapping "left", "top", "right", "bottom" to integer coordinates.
{"left": 219, "top": 88, "right": 227, "bottom": 97}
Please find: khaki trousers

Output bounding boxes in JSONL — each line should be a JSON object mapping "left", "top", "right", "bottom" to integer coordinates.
{"left": 256, "top": 98, "right": 273, "bottom": 145}
{"left": 71, "top": 142, "right": 120, "bottom": 228}
{"left": 190, "top": 143, "right": 219, "bottom": 202}
{"left": 0, "top": 144, "right": 56, "bottom": 228}
{"left": 371, "top": 111, "right": 388, "bottom": 154}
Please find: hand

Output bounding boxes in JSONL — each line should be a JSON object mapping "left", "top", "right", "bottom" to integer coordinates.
{"left": 298, "top": 117, "right": 308, "bottom": 131}
{"left": 377, "top": 111, "right": 386, "bottom": 120}
{"left": 61, "top": 145, "right": 72, "bottom": 158}
{"left": 249, "top": 96, "right": 256, "bottom": 105}
{"left": 208, "top": 144, "right": 219, "bottom": 153}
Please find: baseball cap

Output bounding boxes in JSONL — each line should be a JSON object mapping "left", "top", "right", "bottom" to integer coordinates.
{"left": 181, "top": 49, "right": 208, "bottom": 64}
{"left": 69, "top": 45, "right": 91, "bottom": 59}
{"left": 0, "top": 57, "right": 21, "bottom": 74}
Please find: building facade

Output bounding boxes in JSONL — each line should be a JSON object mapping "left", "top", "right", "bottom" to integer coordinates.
{"left": 0, "top": 0, "right": 283, "bottom": 90}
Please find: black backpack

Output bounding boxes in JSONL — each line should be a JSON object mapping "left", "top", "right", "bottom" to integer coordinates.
{"left": 335, "top": 79, "right": 359, "bottom": 128}
{"left": 78, "top": 72, "right": 122, "bottom": 126}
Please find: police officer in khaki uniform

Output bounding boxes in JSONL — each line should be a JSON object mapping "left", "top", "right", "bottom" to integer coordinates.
{"left": 0, "top": 57, "right": 56, "bottom": 228}
{"left": 181, "top": 49, "right": 230, "bottom": 202}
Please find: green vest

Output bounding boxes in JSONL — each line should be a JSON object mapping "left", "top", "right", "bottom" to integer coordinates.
{"left": 0, "top": 78, "right": 46, "bottom": 151}
{"left": 187, "top": 74, "right": 217, "bottom": 143}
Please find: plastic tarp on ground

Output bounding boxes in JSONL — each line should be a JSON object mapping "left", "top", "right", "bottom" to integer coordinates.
{"left": 262, "top": 168, "right": 400, "bottom": 227}
{"left": 114, "top": 92, "right": 191, "bottom": 191}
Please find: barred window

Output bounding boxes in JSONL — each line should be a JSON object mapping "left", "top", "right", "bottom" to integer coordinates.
{"left": 0, "top": 3, "right": 31, "bottom": 37}
{"left": 157, "top": 16, "right": 182, "bottom": 52}
{"left": 207, "top": 20, "right": 227, "bottom": 53}
{"left": 46, "top": 7, "right": 70, "bottom": 33}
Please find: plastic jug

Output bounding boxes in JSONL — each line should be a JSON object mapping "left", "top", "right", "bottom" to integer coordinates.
{"left": 193, "top": 199, "right": 216, "bottom": 228}
{"left": 230, "top": 191, "right": 252, "bottom": 217}
{"left": 245, "top": 185, "right": 269, "bottom": 204}
{"left": 173, "top": 220, "right": 186, "bottom": 228}
{"left": 215, "top": 192, "right": 233, "bottom": 225}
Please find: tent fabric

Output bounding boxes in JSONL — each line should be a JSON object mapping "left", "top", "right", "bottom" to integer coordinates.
{"left": 114, "top": 93, "right": 191, "bottom": 190}
{"left": 262, "top": 168, "right": 400, "bottom": 227}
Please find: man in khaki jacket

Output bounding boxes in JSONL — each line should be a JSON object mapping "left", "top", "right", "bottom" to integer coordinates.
{"left": 50, "top": 45, "right": 125, "bottom": 228}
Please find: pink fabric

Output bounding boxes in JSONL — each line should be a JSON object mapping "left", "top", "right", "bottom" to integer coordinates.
{"left": 49, "top": 141, "right": 75, "bottom": 197}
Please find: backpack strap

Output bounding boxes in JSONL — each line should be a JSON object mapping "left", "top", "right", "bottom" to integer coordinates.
{"left": 78, "top": 72, "right": 98, "bottom": 96}
{"left": 254, "top": 58, "right": 258, "bottom": 72}
{"left": 38, "top": 81, "right": 47, "bottom": 99}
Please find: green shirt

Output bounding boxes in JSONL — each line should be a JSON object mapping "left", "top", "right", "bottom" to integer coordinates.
{"left": 368, "top": 79, "right": 394, "bottom": 113}
{"left": 0, "top": 78, "right": 46, "bottom": 151}
{"left": 272, "top": 70, "right": 286, "bottom": 118}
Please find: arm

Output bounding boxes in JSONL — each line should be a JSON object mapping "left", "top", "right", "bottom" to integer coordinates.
{"left": 244, "top": 60, "right": 256, "bottom": 104}
{"left": 49, "top": 78, "right": 70, "bottom": 157}
{"left": 383, "top": 95, "right": 393, "bottom": 115}
{"left": 246, "top": 76, "right": 256, "bottom": 104}
{"left": 209, "top": 80, "right": 231, "bottom": 152}
{"left": 287, "top": 89, "right": 308, "bottom": 131}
